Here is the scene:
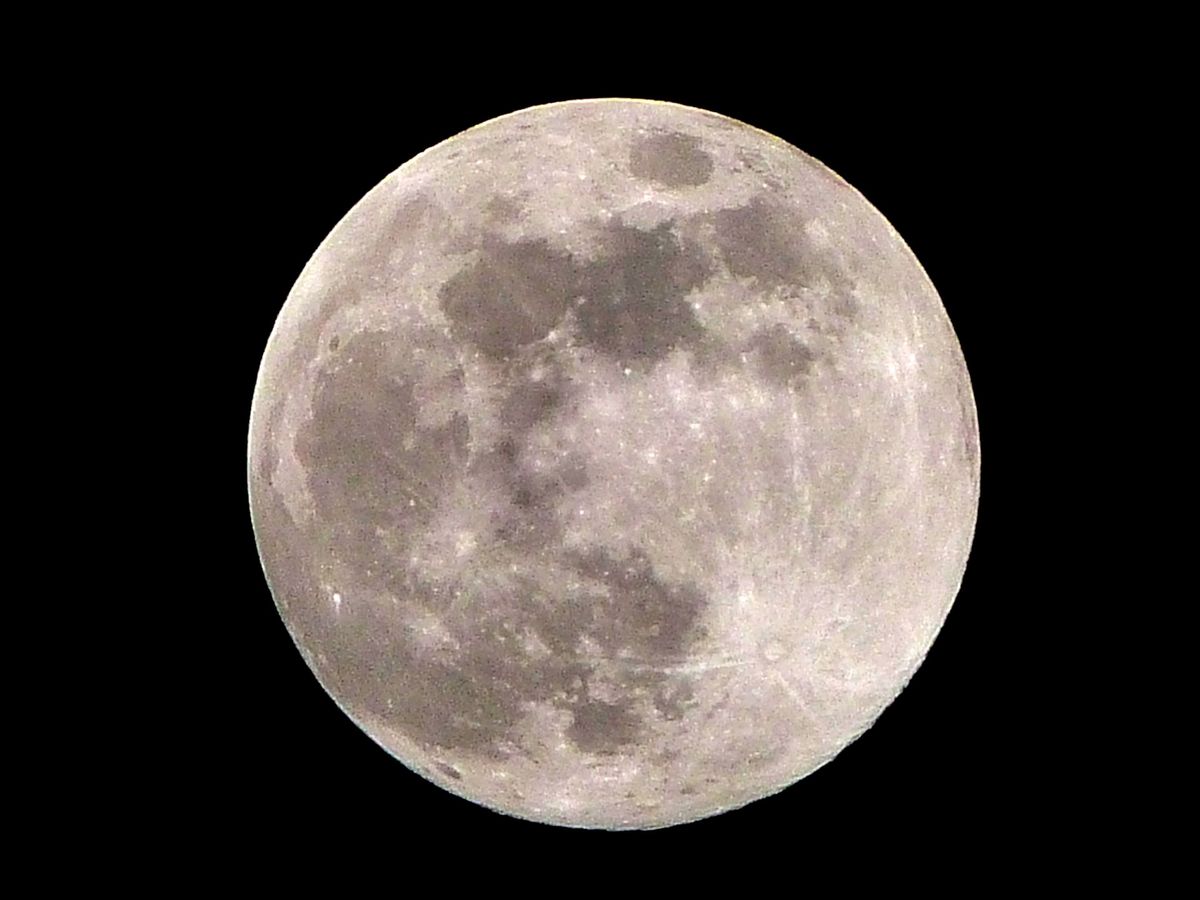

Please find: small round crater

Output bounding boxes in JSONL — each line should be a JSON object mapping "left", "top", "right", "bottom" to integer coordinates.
{"left": 761, "top": 639, "right": 787, "bottom": 662}
{"left": 328, "top": 336, "right": 340, "bottom": 351}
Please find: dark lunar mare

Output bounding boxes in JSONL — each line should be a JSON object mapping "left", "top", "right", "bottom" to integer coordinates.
{"left": 439, "top": 218, "right": 714, "bottom": 371}
{"left": 628, "top": 131, "right": 715, "bottom": 187}
{"left": 285, "top": 176, "right": 864, "bottom": 760}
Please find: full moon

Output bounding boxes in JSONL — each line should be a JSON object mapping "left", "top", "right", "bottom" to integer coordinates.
{"left": 247, "top": 99, "right": 980, "bottom": 828}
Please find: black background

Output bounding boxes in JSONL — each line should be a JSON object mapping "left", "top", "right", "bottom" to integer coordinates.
{"left": 203, "top": 72, "right": 1060, "bottom": 862}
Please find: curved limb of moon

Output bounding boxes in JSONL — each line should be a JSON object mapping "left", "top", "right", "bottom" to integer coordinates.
{"left": 248, "top": 99, "right": 980, "bottom": 829}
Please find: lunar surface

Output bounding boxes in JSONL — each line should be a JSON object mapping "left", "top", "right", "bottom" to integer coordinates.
{"left": 248, "top": 99, "right": 980, "bottom": 828}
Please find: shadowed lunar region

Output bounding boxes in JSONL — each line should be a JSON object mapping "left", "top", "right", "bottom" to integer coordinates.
{"left": 248, "top": 99, "right": 980, "bottom": 829}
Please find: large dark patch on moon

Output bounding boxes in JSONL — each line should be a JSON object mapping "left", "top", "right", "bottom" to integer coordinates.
{"left": 629, "top": 131, "right": 715, "bottom": 187}
{"left": 292, "top": 288, "right": 713, "bottom": 760}
{"left": 440, "top": 218, "right": 712, "bottom": 371}
{"left": 249, "top": 99, "right": 980, "bottom": 829}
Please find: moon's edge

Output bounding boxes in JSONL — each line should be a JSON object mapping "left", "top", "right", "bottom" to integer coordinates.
{"left": 244, "top": 97, "right": 983, "bottom": 830}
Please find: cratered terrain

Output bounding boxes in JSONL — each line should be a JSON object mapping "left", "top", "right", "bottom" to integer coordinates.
{"left": 247, "top": 99, "right": 980, "bottom": 829}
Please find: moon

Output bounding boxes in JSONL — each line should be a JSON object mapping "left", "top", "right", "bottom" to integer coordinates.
{"left": 247, "top": 99, "right": 980, "bottom": 829}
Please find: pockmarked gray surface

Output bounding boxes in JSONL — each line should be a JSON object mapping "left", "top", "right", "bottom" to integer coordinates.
{"left": 248, "top": 99, "right": 980, "bottom": 829}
